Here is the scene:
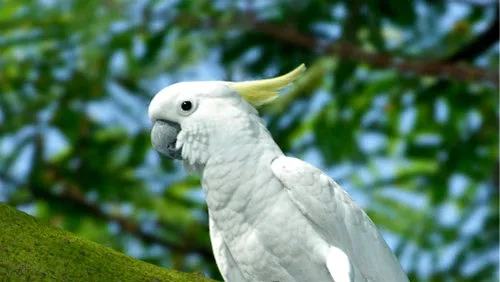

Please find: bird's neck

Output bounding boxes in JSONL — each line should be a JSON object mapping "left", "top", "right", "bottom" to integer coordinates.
{"left": 199, "top": 118, "right": 283, "bottom": 224}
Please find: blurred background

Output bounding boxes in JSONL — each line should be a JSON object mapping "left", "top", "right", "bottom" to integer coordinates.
{"left": 0, "top": 0, "right": 498, "bottom": 281}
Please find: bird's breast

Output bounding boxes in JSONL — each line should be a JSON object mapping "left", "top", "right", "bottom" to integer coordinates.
{"left": 201, "top": 147, "right": 331, "bottom": 281}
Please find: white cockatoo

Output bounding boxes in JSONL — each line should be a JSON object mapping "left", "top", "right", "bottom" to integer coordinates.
{"left": 148, "top": 65, "right": 409, "bottom": 282}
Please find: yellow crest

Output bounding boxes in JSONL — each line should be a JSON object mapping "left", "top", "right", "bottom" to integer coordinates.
{"left": 228, "top": 64, "right": 306, "bottom": 107}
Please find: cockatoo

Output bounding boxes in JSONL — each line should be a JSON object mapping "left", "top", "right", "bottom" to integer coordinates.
{"left": 148, "top": 65, "right": 409, "bottom": 282}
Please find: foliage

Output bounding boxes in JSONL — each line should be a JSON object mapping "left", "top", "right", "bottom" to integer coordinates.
{"left": 0, "top": 0, "right": 498, "bottom": 281}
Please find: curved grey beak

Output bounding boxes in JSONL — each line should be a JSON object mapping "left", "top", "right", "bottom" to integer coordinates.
{"left": 151, "top": 120, "right": 182, "bottom": 159}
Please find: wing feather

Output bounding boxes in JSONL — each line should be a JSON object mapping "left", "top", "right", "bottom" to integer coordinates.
{"left": 271, "top": 156, "right": 409, "bottom": 282}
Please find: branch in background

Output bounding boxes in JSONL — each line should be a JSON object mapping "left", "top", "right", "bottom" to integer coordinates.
{"left": 157, "top": 7, "right": 498, "bottom": 86}
{"left": 444, "top": 4, "right": 499, "bottom": 62}
{"left": 449, "top": 0, "right": 499, "bottom": 7}
{"left": 249, "top": 19, "right": 499, "bottom": 87}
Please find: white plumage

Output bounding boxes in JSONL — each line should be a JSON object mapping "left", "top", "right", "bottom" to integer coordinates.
{"left": 148, "top": 66, "right": 409, "bottom": 282}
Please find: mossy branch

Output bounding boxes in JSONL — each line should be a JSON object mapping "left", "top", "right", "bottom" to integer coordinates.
{"left": 0, "top": 203, "right": 217, "bottom": 282}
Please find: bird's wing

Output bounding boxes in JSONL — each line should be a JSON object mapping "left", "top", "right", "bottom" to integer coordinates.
{"left": 271, "top": 156, "right": 409, "bottom": 282}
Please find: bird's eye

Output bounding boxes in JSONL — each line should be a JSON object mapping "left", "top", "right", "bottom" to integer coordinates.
{"left": 177, "top": 99, "right": 197, "bottom": 116}
{"left": 181, "top": 101, "right": 192, "bottom": 111}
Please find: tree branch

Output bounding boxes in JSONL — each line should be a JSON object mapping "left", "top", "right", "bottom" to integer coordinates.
{"left": 448, "top": 0, "right": 499, "bottom": 7}
{"left": 162, "top": 8, "right": 497, "bottom": 86}
{"left": 0, "top": 203, "right": 216, "bottom": 281}
{"left": 444, "top": 4, "right": 499, "bottom": 62}
{"left": 248, "top": 18, "right": 499, "bottom": 87}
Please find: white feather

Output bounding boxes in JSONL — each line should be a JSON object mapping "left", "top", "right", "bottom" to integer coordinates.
{"left": 271, "top": 156, "right": 409, "bottom": 282}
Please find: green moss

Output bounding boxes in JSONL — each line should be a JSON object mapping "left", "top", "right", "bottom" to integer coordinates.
{"left": 0, "top": 203, "right": 217, "bottom": 282}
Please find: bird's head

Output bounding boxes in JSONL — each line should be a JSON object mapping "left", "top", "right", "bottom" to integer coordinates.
{"left": 148, "top": 64, "right": 305, "bottom": 165}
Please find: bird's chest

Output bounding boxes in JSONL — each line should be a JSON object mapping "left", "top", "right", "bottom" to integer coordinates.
{"left": 202, "top": 153, "right": 286, "bottom": 243}
{"left": 202, "top": 159, "right": 328, "bottom": 281}
{"left": 209, "top": 195, "right": 326, "bottom": 281}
